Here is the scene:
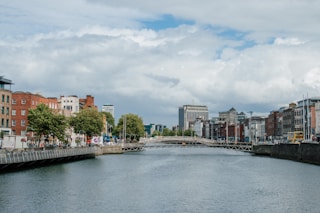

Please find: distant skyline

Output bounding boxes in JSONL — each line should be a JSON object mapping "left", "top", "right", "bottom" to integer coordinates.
{"left": 1, "top": 1, "right": 320, "bottom": 127}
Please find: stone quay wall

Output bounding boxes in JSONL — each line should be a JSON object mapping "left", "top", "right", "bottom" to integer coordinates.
{"left": 252, "top": 143, "right": 320, "bottom": 165}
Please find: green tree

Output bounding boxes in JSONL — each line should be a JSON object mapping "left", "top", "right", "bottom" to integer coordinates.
{"left": 69, "top": 108, "right": 103, "bottom": 138}
{"left": 100, "top": 111, "right": 115, "bottom": 134}
{"left": 162, "top": 128, "right": 176, "bottom": 136}
{"left": 182, "top": 129, "right": 196, "bottom": 137}
{"left": 152, "top": 130, "right": 161, "bottom": 137}
{"left": 28, "top": 103, "right": 68, "bottom": 144}
{"left": 116, "top": 114, "right": 144, "bottom": 142}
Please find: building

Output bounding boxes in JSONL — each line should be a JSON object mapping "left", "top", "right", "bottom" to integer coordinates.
{"left": 79, "top": 95, "right": 97, "bottom": 110}
{"left": 265, "top": 110, "right": 278, "bottom": 141}
{"left": 59, "top": 94, "right": 97, "bottom": 116}
{"left": 144, "top": 123, "right": 156, "bottom": 137}
{"left": 282, "top": 103, "right": 296, "bottom": 138}
{"left": 11, "top": 92, "right": 58, "bottom": 136}
{"left": 295, "top": 97, "right": 320, "bottom": 140}
{"left": 101, "top": 104, "right": 114, "bottom": 118}
{"left": 219, "top": 107, "right": 237, "bottom": 124}
{"left": 59, "top": 95, "right": 80, "bottom": 115}
{"left": 178, "top": 105, "right": 209, "bottom": 131}
{"left": 0, "top": 76, "right": 13, "bottom": 135}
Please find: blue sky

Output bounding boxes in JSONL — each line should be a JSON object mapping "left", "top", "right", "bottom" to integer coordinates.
{"left": 141, "top": 14, "right": 194, "bottom": 31}
{"left": 1, "top": 0, "right": 320, "bottom": 127}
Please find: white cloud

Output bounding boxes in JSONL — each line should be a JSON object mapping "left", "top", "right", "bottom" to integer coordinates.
{"left": 274, "top": 37, "right": 305, "bottom": 46}
{"left": 1, "top": 1, "right": 320, "bottom": 126}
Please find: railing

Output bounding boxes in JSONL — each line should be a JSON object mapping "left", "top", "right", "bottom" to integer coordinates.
{"left": 0, "top": 147, "right": 96, "bottom": 165}
{"left": 140, "top": 136, "right": 252, "bottom": 152}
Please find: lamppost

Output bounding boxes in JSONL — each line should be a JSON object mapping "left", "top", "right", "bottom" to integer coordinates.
{"left": 78, "top": 130, "right": 85, "bottom": 146}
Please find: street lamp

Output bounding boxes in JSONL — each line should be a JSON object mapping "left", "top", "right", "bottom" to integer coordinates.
{"left": 78, "top": 130, "right": 85, "bottom": 146}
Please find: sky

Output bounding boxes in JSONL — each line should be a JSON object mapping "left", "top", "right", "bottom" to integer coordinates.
{"left": 1, "top": 0, "right": 320, "bottom": 127}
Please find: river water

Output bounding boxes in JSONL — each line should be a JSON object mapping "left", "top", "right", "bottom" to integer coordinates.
{"left": 1, "top": 147, "right": 320, "bottom": 213}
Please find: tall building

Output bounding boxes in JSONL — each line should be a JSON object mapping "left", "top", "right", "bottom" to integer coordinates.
{"left": 101, "top": 104, "right": 114, "bottom": 118}
{"left": 11, "top": 92, "right": 58, "bottom": 136}
{"left": 295, "top": 97, "right": 320, "bottom": 140}
{"left": 0, "top": 76, "right": 13, "bottom": 135}
{"left": 219, "top": 107, "right": 237, "bottom": 123}
{"left": 178, "top": 105, "right": 209, "bottom": 131}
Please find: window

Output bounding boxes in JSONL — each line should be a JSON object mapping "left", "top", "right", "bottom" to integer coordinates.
{"left": 1, "top": 106, "right": 4, "bottom": 115}
{"left": 6, "top": 119, "right": 9, "bottom": 127}
{"left": 12, "top": 120, "right": 16, "bottom": 126}
{"left": 1, "top": 119, "right": 4, "bottom": 127}
{"left": 21, "top": 99, "right": 26, "bottom": 104}
{"left": 12, "top": 110, "right": 16, "bottom": 116}
{"left": 21, "top": 120, "right": 26, "bottom": 126}
{"left": 6, "top": 95, "right": 9, "bottom": 103}
{"left": 6, "top": 107, "right": 9, "bottom": 115}
{"left": 12, "top": 99, "right": 16, "bottom": 104}
{"left": 32, "top": 100, "right": 34, "bottom": 105}
{"left": 2, "top": 95, "right": 4, "bottom": 102}
{"left": 21, "top": 110, "right": 26, "bottom": 116}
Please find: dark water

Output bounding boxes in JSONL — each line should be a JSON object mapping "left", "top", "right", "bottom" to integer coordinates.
{"left": 1, "top": 147, "right": 320, "bottom": 213}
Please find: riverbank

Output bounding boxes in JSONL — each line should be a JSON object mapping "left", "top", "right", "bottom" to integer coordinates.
{"left": 0, "top": 143, "right": 147, "bottom": 173}
{"left": 252, "top": 143, "right": 320, "bottom": 165}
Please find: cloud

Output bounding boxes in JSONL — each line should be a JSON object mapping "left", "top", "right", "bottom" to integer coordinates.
{"left": 1, "top": 0, "right": 320, "bottom": 127}
{"left": 274, "top": 38, "right": 305, "bottom": 46}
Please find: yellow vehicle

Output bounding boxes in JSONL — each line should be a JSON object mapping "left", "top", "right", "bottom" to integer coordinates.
{"left": 287, "top": 131, "right": 304, "bottom": 143}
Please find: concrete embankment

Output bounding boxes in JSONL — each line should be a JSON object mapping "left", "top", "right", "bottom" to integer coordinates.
{"left": 96, "top": 145, "right": 124, "bottom": 155}
{"left": 252, "top": 143, "right": 320, "bottom": 165}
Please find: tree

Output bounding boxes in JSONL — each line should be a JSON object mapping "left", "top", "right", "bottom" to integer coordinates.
{"left": 69, "top": 107, "right": 103, "bottom": 138}
{"left": 115, "top": 114, "right": 144, "bottom": 142}
{"left": 162, "top": 128, "right": 176, "bottom": 136}
{"left": 152, "top": 130, "right": 161, "bottom": 137}
{"left": 28, "top": 103, "right": 68, "bottom": 144}
{"left": 100, "top": 111, "right": 115, "bottom": 134}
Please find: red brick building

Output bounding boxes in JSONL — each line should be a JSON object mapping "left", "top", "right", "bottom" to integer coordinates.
{"left": 11, "top": 92, "right": 58, "bottom": 136}
{"left": 79, "top": 95, "right": 97, "bottom": 110}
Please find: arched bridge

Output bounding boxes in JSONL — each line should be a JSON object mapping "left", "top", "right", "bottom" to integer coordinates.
{"left": 138, "top": 136, "right": 252, "bottom": 152}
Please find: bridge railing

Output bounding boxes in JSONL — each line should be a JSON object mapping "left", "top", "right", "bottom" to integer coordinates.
{"left": 0, "top": 147, "right": 96, "bottom": 165}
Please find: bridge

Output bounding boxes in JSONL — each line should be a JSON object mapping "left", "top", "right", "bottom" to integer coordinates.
{"left": 139, "top": 136, "right": 252, "bottom": 152}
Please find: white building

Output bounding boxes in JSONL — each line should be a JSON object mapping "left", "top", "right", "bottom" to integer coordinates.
{"left": 59, "top": 95, "right": 79, "bottom": 114}
{"left": 102, "top": 104, "right": 114, "bottom": 118}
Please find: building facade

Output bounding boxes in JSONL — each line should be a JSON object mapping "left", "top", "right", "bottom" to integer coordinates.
{"left": 295, "top": 97, "right": 320, "bottom": 140}
{"left": 11, "top": 92, "right": 58, "bottom": 136}
{"left": 79, "top": 95, "right": 97, "bottom": 110}
{"left": 101, "top": 104, "right": 114, "bottom": 118}
{"left": 178, "top": 105, "right": 209, "bottom": 131}
{"left": 282, "top": 103, "right": 296, "bottom": 138}
{"left": 59, "top": 95, "right": 79, "bottom": 114}
{"left": 0, "top": 76, "right": 13, "bottom": 135}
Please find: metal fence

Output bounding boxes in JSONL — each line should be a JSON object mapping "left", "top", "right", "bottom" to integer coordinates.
{"left": 0, "top": 147, "right": 96, "bottom": 165}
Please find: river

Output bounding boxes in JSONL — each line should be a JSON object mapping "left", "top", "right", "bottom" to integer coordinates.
{"left": 0, "top": 147, "right": 320, "bottom": 213}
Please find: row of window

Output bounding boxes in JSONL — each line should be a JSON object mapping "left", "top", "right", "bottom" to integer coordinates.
{"left": 1, "top": 118, "right": 9, "bottom": 127}
{"left": 11, "top": 120, "right": 26, "bottom": 127}
{"left": 11, "top": 99, "right": 57, "bottom": 109}
{"left": 1, "top": 94, "right": 10, "bottom": 103}
{"left": 1, "top": 106, "right": 10, "bottom": 115}
{"left": 11, "top": 110, "right": 26, "bottom": 116}
{"left": 12, "top": 99, "right": 29, "bottom": 105}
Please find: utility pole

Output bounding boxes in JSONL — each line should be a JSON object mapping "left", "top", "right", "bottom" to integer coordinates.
{"left": 235, "top": 114, "right": 237, "bottom": 144}
{"left": 123, "top": 115, "right": 126, "bottom": 143}
{"left": 248, "top": 111, "right": 253, "bottom": 144}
